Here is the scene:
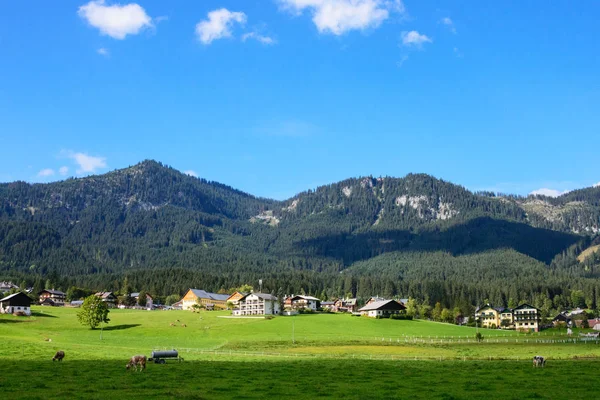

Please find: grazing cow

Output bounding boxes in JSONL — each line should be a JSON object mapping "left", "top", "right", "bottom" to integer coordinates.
{"left": 533, "top": 355, "right": 546, "bottom": 367}
{"left": 52, "top": 350, "right": 65, "bottom": 362}
{"left": 181, "top": 324, "right": 186, "bottom": 327}
{"left": 126, "top": 355, "right": 147, "bottom": 372}
{"left": 170, "top": 323, "right": 175, "bottom": 326}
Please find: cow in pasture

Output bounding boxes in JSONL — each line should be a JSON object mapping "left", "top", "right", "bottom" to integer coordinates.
{"left": 181, "top": 324, "right": 186, "bottom": 327}
{"left": 170, "top": 323, "right": 175, "bottom": 326}
{"left": 533, "top": 355, "right": 546, "bottom": 367}
{"left": 52, "top": 350, "right": 65, "bottom": 362}
{"left": 126, "top": 355, "right": 147, "bottom": 371}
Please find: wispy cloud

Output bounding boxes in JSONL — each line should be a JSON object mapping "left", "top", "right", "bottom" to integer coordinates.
{"left": 396, "top": 54, "right": 409, "bottom": 67}
{"left": 37, "top": 168, "right": 55, "bottom": 178}
{"left": 59, "top": 166, "right": 69, "bottom": 176}
{"left": 530, "top": 188, "right": 569, "bottom": 198}
{"left": 78, "top": 0, "right": 153, "bottom": 40}
{"left": 242, "top": 32, "right": 276, "bottom": 45}
{"left": 97, "top": 47, "right": 109, "bottom": 56}
{"left": 278, "top": 0, "right": 405, "bottom": 35}
{"left": 195, "top": 8, "right": 247, "bottom": 45}
{"left": 453, "top": 47, "right": 463, "bottom": 58}
{"left": 61, "top": 150, "right": 107, "bottom": 174}
{"left": 440, "top": 17, "right": 456, "bottom": 34}
{"left": 184, "top": 170, "right": 198, "bottom": 177}
{"left": 400, "top": 30, "right": 432, "bottom": 48}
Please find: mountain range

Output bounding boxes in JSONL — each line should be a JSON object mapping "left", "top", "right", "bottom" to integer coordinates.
{"left": 1, "top": 160, "right": 599, "bottom": 309}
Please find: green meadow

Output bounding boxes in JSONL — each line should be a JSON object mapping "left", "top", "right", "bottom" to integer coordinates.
{"left": 2, "top": 307, "right": 599, "bottom": 399}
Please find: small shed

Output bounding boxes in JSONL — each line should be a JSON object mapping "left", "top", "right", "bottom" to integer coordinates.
{"left": 0, "top": 292, "right": 32, "bottom": 316}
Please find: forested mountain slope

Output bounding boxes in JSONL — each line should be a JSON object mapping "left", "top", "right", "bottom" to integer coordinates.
{"left": 0, "top": 160, "right": 599, "bottom": 308}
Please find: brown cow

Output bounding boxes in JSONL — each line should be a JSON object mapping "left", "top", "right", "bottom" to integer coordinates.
{"left": 181, "top": 324, "right": 186, "bottom": 327}
{"left": 126, "top": 355, "right": 147, "bottom": 372}
{"left": 52, "top": 350, "right": 65, "bottom": 362}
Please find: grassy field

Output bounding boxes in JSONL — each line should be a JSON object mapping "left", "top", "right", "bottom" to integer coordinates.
{"left": 2, "top": 307, "right": 599, "bottom": 399}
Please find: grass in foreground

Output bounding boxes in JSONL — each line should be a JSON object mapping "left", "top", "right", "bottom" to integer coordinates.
{"left": 0, "top": 359, "right": 596, "bottom": 400}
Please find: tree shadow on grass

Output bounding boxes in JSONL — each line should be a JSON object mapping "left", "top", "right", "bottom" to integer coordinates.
{"left": 31, "top": 311, "right": 58, "bottom": 318}
{"left": 0, "top": 319, "right": 29, "bottom": 324}
{"left": 102, "top": 324, "right": 141, "bottom": 331}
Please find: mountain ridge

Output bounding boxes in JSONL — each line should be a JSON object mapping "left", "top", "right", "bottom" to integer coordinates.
{"left": 0, "top": 159, "right": 599, "bottom": 308}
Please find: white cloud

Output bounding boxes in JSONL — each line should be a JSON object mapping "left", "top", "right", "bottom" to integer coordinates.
{"left": 184, "top": 170, "right": 198, "bottom": 177}
{"left": 529, "top": 188, "right": 569, "bottom": 198}
{"left": 97, "top": 47, "right": 109, "bottom": 56}
{"left": 61, "top": 151, "right": 107, "bottom": 174}
{"left": 441, "top": 17, "right": 456, "bottom": 33}
{"left": 401, "top": 30, "right": 432, "bottom": 48}
{"left": 396, "top": 54, "right": 408, "bottom": 67}
{"left": 593, "top": 182, "right": 600, "bottom": 188}
{"left": 195, "top": 8, "right": 247, "bottom": 45}
{"left": 59, "top": 166, "right": 69, "bottom": 176}
{"left": 78, "top": 0, "right": 153, "bottom": 40}
{"left": 37, "top": 168, "right": 55, "bottom": 177}
{"left": 453, "top": 47, "right": 463, "bottom": 58}
{"left": 278, "top": 0, "right": 405, "bottom": 35}
{"left": 242, "top": 32, "right": 276, "bottom": 45}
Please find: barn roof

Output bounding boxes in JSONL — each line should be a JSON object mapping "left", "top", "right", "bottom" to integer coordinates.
{"left": 40, "top": 289, "right": 65, "bottom": 296}
{"left": 358, "top": 299, "right": 406, "bottom": 312}
{"left": 0, "top": 292, "right": 32, "bottom": 305}
{"left": 189, "top": 289, "right": 230, "bottom": 302}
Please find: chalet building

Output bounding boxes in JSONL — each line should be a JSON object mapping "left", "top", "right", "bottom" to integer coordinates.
{"left": 233, "top": 293, "right": 279, "bottom": 316}
{"left": 130, "top": 292, "right": 153, "bottom": 309}
{"left": 0, "top": 292, "right": 32, "bottom": 316}
{"left": 39, "top": 289, "right": 66, "bottom": 306}
{"left": 552, "top": 313, "right": 573, "bottom": 327}
{"left": 499, "top": 307, "right": 514, "bottom": 329}
{"left": 226, "top": 291, "right": 248, "bottom": 306}
{"left": 334, "top": 298, "right": 357, "bottom": 313}
{"left": 513, "top": 304, "right": 541, "bottom": 332}
{"left": 366, "top": 297, "right": 387, "bottom": 306}
{"left": 0, "top": 281, "right": 19, "bottom": 293}
{"left": 180, "top": 289, "right": 230, "bottom": 310}
{"left": 475, "top": 304, "right": 501, "bottom": 328}
{"left": 288, "top": 295, "right": 320, "bottom": 311}
{"left": 321, "top": 301, "right": 336, "bottom": 311}
{"left": 358, "top": 299, "right": 406, "bottom": 318}
{"left": 95, "top": 291, "right": 118, "bottom": 308}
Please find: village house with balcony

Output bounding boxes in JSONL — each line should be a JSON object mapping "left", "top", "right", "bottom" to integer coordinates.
{"left": 233, "top": 293, "right": 279, "bottom": 316}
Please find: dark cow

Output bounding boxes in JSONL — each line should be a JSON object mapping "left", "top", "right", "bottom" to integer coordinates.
{"left": 52, "top": 351, "right": 65, "bottom": 362}
{"left": 126, "top": 355, "right": 147, "bottom": 371}
{"left": 533, "top": 355, "right": 546, "bottom": 367}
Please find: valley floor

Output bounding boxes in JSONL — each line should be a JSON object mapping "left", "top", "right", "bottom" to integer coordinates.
{"left": 1, "top": 307, "right": 598, "bottom": 399}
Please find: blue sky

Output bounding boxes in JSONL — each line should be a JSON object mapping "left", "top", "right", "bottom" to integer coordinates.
{"left": 0, "top": 1, "right": 598, "bottom": 200}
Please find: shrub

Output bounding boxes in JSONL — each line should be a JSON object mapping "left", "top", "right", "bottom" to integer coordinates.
{"left": 390, "top": 315, "right": 413, "bottom": 320}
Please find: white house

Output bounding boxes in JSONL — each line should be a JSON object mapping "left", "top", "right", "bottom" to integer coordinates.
{"left": 0, "top": 292, "right": 32, "bottom": 316}
{"left": 513, "top": 304, "right": 541, "bottom": 332}
{"left": 358, "top": 299, "right": 406, "bottom": 318}
{"left": 130, "top": 292, "right": 153, "bottom": 309}
{"left": 233, "top": 293, "right": 280, "bottom": 316}
{"left": 288, "top": 295, "right": 320, "bottom": 311}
